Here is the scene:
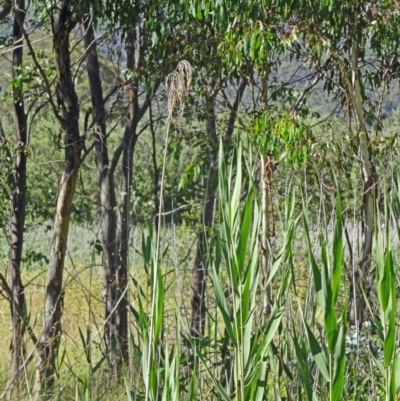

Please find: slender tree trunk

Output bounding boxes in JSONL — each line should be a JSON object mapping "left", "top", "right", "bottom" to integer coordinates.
{"left": 6, "top": 3, "right": 28, "bottom": 398}
{"left": 348, "top": 135, "right": 377, "bottom": 327}
{"left": 113, "top": 33, "right": 141, "bottom": 372}
{"left": 114, "top": 33, "right": 160, "bottom": 366}
{"left": 330, "top": 35, "right": 378, "bottom": 326}
{"left": 82, "top": 14, "right": 126, "bottom": 376}
{"left": 349, "top": 37, "right": 377, "bottom": 326}
{"left": 35, "top": 3, "right": 81, "bottom": 393}
{"left": 115, "top": 102, "right": 137, "bottom": 369}
{"left": 190, "top": 100, "right": 217, "bottom": 338}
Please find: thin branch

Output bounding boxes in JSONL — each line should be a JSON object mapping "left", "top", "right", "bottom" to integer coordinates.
{"left": 72, "top": 13, "right": 117, "bottom": 70}
{"left": 0, "top": 272, "right": 37, "bottom": 346}
{"left": 139, "top": 78, "right": 162, "bottom": 120}
{"left": 0, "top": 34, "right": 53, "bottom": 56}
{"left": 225, "top": 78, "right": 248, "bottom": 138}
{"left": 14, "top": 12, "right": 61, "bottom": 122}
{"left": 290, "top": 73, "right": 321, "bottom": 114}
{"left": 310, "top": 102, "right": 342, "bottom": 128}
{"left": 26, "top": 87, "right": 56, "bottom": 148}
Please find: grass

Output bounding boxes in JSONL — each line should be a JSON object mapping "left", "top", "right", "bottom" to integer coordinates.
{"left": 0, "top": 220, "right": 198, "bottom": 398}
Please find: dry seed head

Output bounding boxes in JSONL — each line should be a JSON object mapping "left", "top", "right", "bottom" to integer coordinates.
{"left": 166, "top": 60, "right": 192, "bottom": 123}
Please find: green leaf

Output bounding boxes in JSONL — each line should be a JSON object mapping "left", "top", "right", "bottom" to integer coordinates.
{"left": 303, "top": 212, "right": 324, "bottom": 312}
{"left": 154, "top": 266, "right": 165, "bottom": 343}
{"left": 125, "top": 375, "right": 133, "bottom": 401}
{"left": 237, "top": 190, "right": 253, "bottom": 270}
{"left": 393, "top": 352, "right": 400, "bottom": 396}
{"left": 390, "top": 352, "right": 398, "bottom": 401}
{"left": 211, "top": 261, "right": 236, "bottom": 345}
{"left": 384, "top": 250, "right": 396, "bottom": 368}
{"left": 255, "top": 304, "right": 284, "bottom": 361}
{"left": 254, "top": 359, "right": 268, "bottom": 401}
{"left": 320, "top": 235, "right": 337, "bottom": 353}
{"left": 196, "top": 5, "right": 203, "bottom": 20}
{"left": 305, "top": 323, "right": 330, "bottom": 382}
{"left": 293, "top": 327, "right": 317, "bottom": 401}
{"left": 332, "top": 194, "right": 343, "bottom": 305}
{"left": 332, "top": 309, "right": 347, "bottom": 401}
{"left": 231, "top": 139, "right": 242, "bottom": 225}
{"left": 186, "top": 370, "right": 196, "bottom": 401}
{"left": 92, "top": 356, "right": 105, "bottom": 375}
{"left": 377, "top": 240, "right": 391, "bottom": 312}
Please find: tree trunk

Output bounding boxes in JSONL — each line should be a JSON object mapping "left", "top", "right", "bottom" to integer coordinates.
{"left": 115, "top": 99, "right": 137, "bottom": 370}
{"left": 6, "top": 2, "right": 28, "bottom": 398}
{"left": 348, "top": 135, "right": 377, "bottom": 327}
{"left": 352, "top": 39, "right": 377, "bottom": 326}
{"left": 82, "top": 14, "right": 126, "bottom": 376}
{"left": 35, "top": 2, "right": 81, "bottom": 393}
{"left": 111, "top": 32, "right": 142, "bottom": 373}
{"left": 190, "top": 100, "right": 217, "bottom": 338}
{"left": 338, "top": 36, "right": 377, "bottom": 327}
{"left": 113, "top": 33, "right": 160, "bottom": 367}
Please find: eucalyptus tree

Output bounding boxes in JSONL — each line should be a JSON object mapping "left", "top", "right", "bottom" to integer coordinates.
{"left": 82, "top": 0, "right": 186, "bottom": 375}
{"left": 6, "top": 3, "right": 29, "bottom": 395}
{"left": 0, "top": 0, "right": 33, "bottom": 397}
{"left": 186, "top": 0, "right": 316, "bottom": 323}
{"left": 277, "top": 0, "right": 400, "bottom": 323}
{"left": 16, "top": 0, "right": 88, "bottom": 392}
{"left": 82, "top": 13, "right": 123, "bottom": 375}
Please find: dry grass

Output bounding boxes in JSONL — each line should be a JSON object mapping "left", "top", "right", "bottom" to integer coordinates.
{"left": 0, "top": 223, "right": 197, "bottom": 395}
{"left": 0, "top": 267, "right": 102, "bottom": 381}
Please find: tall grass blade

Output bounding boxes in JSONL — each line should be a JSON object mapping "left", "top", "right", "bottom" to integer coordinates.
{"left": 332, "top": 195, "right": 343, "bottom": 305}
{"left": 253, "top": 359, "right": 268, "bottom": 401}
{"left": 255, "top": 303, "right": 284, "bottom": 361}
{"left": 154, "top": 266, "right": 165, "bottom": 343}
{"left": 377, "top": 238, "right": 391, "bottom": 313}
{"left": 186, "top": 370, "right": 196, "bottom": 401}
{"left": 231, "top": 139, "right": 242, "bottom": 225}
{"left": 211, "top": 260, "right": 237, "bottom": 345}
{"left": 332, "top": 309, "right": 347, "bottom": 401}
{"left": 293, "top": 327, "right": 318, "bottom": 401}
{"left": 383, "top": 250, "right": 395, "bottom": 369}
{"left": 304, "top": 322, "right": 330, "bottom": 382}
{"left": 392, "top": 354, "right": 400, "bottom": 397}
{"left": 303, "top": 212, "right": 325, "bottom": 314}
{"left": 320, "top": 234, "right": 337, "bottom": 353}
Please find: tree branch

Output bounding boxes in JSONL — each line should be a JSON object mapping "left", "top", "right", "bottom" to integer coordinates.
{"left": 139, "top": 78, "right": 161, "bottom": 120}
{"left": 14, "top": 11, "right": 62, "bottom": 122}
{"left": 290, "top": 73, "right": 321, "bottom": 114}
{"left": 0, "top": 272, "right": 37, "bottom": 346}
{"left": 225, "top": 78, "right": 248, "bottom": 139}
